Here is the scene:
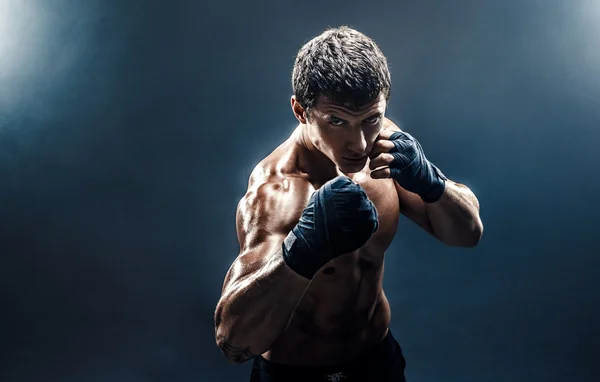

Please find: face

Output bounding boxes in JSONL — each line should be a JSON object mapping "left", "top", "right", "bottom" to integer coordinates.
{"left": 292, "top": 94, "right": 387, "bottom": 173}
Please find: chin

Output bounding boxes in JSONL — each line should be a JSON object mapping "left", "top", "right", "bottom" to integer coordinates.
{"left": 337, "top": 162, "right": 366, "bottom": 175}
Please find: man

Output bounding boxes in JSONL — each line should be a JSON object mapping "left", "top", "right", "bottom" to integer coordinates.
{"left": 214, "top": 26, "right": 483, "bottom": 382}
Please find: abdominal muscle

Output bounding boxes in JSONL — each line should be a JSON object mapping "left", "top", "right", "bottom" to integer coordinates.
{"left": 261, "top": 251, "right": 392, "bottom": 366}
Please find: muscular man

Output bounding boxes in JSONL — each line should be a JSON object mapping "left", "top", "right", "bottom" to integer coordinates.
{"left": 214, "top": 26, "right": 483, "bottom": 382}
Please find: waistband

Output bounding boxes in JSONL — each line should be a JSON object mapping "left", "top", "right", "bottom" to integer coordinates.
{"left": 252, "top": 328, "right": 402, "bottom": 379}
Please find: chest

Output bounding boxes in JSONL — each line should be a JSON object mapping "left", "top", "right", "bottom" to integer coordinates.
{"left": 292, "top": 177, "right": 399, "bottom": 316}
{"left": 308, "top": 174, "right": 400, "bottom": 274}
{"left": 298, "top": 176, "right": 398, "bottom": 304}
{"left": 351, "top": 175, "right": 400, "bottom": 254}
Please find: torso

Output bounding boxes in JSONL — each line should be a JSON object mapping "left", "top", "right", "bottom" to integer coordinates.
{"left": 259, "top": 132, "right": 401, "bottom": 366}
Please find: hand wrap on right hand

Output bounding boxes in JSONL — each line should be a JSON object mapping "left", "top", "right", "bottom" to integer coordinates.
{"left": 282, "top": 176, "right": 379, "bottom": 279}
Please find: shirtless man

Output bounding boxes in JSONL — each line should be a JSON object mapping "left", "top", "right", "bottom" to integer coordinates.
{"left": 214, "top": 26, "right": 483, "bottom": 382}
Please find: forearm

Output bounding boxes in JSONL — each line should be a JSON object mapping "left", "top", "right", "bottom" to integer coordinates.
{"left": 425, "top": 180, "right": 483, "bottom": 247}
{"left": 215, "top": 249, "right": 311, "bottom": 363}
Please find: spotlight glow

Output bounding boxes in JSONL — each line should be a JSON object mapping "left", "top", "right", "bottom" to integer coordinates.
{"left": 0, "top": 0, "right": 48, "bottom": 109}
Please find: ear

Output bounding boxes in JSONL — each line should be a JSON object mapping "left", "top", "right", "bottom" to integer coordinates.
{"left": 291, "top": 96, "right": 308, "bottom": 124}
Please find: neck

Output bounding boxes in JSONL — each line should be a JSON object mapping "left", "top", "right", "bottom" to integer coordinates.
{"left": 294, "top": 124, "right": 339, "bottom": 183}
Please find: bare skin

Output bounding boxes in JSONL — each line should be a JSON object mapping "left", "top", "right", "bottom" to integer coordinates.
{"left": 262, "top": 137, "right": 399, "bottom": 366}
{"left": 215, "top": 94, "right": 483, "bottom": 366}
{"left": 219, "top": 130, "right": 397, "bottom": 366}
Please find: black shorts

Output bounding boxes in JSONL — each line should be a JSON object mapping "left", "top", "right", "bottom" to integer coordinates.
{"left": 249, "top": 329, "right": 407, "bottom": 382}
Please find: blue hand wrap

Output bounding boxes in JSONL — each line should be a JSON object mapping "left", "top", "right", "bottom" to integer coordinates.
{"left": 282, "top": 176, "right": 378, "bottom": 279}
{"left": 388, "top": 131, "right": 447, "bottom": 203}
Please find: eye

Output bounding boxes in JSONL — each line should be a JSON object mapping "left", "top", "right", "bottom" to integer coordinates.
{"left": 364, "top": 115, "right": 381, "bottom": 124}
{"left": 329, "top": 118, "right": 345, "bottom": 126}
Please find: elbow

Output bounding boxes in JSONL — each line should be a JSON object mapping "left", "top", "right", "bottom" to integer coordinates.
{"left": 440, "top": 219, "right": 483, "bottom": 248}
{"left": 216, "top": 337, "right": 249, "bottom": 364}
{"left": 215, "top": 326, "right": 256, "bottom": 364}
{"left": 460, "top": 219, "right": 484, "bottom": 248}
{"left": 214, "top": 308, "right": 259, "bottom": 364}
{"left": 214, "top": 305, "right": 245, "bottom": 364}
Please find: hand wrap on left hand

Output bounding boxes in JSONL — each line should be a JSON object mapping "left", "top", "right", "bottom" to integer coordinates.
{"left": 387, "top": 131, "right": 447, "bottom": 203}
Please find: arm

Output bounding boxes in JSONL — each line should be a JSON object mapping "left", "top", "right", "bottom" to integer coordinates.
{"left": 215, "top": 173, "right": 379, "bottom": 364}
{"left": 378, "top": 118, "right": 483, "bottom": 247}
{"left": 214, "top": 177, "right": 313, "bottom": 364}
{"left": 395, "top": 180, "right": 483, "bottom": 247}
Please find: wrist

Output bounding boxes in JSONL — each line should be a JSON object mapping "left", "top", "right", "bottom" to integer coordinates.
{"left": 419, "top": 164, "right": 447, "bottom": 203}
{"left": 281, "top": 230, "right": 326, "bottom": 280}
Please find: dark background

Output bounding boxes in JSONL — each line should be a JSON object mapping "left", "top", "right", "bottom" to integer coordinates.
{"left": 1, "top": 0, "right": 598, "bottom": 381}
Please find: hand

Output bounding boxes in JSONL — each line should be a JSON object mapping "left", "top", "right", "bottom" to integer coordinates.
{"left": 369, "top": 129, "right": 447, "bottom": 203}
{"left": 296, "top": 176, "right": 378, "bottom": 257}
{"left": 282, "top": 176, "right": 379, "bottom": 279}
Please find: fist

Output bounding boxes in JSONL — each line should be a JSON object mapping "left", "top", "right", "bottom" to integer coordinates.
{"left": 369, "top": 129, "right": 446, "bottom": 203}
{"left": 294, "top": 176, "right": 379, "bottom": 257}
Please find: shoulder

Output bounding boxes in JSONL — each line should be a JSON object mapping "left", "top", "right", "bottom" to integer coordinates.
{"left": 236, "top": 156, "right": 314, "bottom": 249}
{"left": 241, "top": 162, "right": 313, "bottom": 222}
{"left": 244, "top": 131, "right": 306, "bottom": 188}
{"left": 383, "top": 117, "right": 402, "bottom": 131}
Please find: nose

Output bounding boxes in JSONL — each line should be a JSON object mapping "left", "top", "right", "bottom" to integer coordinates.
{"left": 347, "top": 128, "right": 368, "bottom": 154}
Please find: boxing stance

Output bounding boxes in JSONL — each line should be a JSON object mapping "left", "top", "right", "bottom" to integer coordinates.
{"left": 215, "top": 26, "right": 483, "bottom": 381}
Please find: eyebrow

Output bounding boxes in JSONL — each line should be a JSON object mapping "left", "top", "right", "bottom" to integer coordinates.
{"left": 327, "top": 112, "right": 382, "bottom": 120}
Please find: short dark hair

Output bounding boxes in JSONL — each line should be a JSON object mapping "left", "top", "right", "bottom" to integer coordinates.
{"left": 292, "top": 26, "right": 391, "bottom": 116}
